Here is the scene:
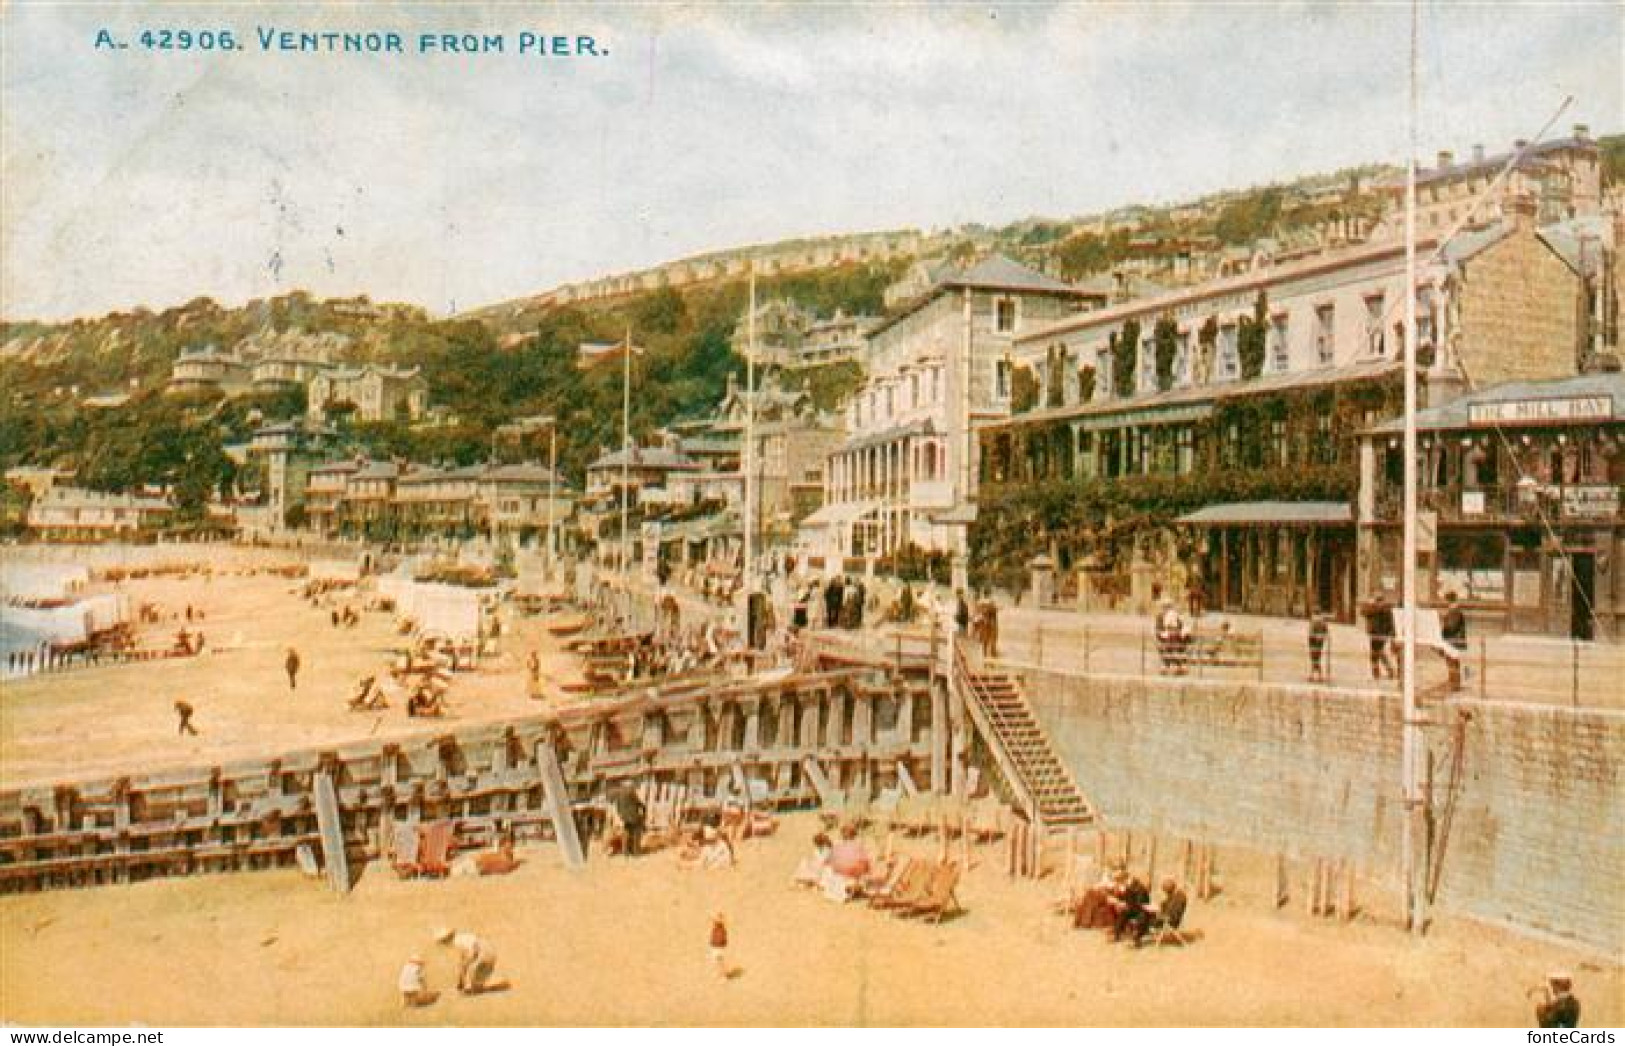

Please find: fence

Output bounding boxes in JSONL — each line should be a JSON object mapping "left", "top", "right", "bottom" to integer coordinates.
{"left": 990, "top": 612, "right": 1625, "bottom": 710}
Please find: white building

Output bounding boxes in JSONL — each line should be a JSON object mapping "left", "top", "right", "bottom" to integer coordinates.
{"left": 802, "top": 254, "right": 1107, "bottom": 570}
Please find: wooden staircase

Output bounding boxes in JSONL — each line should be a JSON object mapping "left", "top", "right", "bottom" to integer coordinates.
{"left": 953, "top": 649, "right": 1095, "bottom": 830}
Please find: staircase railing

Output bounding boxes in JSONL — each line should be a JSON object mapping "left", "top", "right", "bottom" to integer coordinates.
{"left": 951, "top": 642, "right": 1042, "bottom": 829}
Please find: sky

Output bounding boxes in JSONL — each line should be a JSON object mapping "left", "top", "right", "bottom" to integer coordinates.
{"left": 1, "top": 1, "right": 1620, "bottom": 322}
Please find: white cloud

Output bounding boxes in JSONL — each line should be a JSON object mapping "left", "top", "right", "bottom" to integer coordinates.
{"left": 1, "top": 0, "right": 1619, "bottom": 320}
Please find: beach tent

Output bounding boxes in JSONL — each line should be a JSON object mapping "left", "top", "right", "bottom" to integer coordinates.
{"left": 79, "top": 593, "right": 130, "bottom": 634}
{"left": 411, "top": 583, "right": 482, "bottom": 641}
{"left": 2, "top": 603, "right": 89, "bottom": 646}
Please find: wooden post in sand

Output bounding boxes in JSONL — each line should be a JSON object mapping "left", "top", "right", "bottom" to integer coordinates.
{"left": 1338, "top": 860, "right": 1356, "bottom": 921}
{"left": 313, "top": 770, "right": 350, "bottom": 894}
{"left": 534, "top": 740, "right": 585, "bottom": 868}
{"left": 1275, "top": 853, "right": 1289, "bottom": 908}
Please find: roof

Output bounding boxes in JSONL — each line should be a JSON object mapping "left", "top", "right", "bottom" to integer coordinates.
{"left": 800, "top": 499, "right": 885, "bottom": 527}
{"left": 1537, "top": 215, "right": 1613, "bottom": 276}
{"left": 350, "top": 461, "right": 400, "bottom": 481}
{"left": 587, "top": 446, "right": 700, "bottom": 471}
{"left": 1018, "top": 236, "right": 1441, "bottom": 345}
{"left": 1375, "top": 136, "right": 1598, "bottom": 192}
{"left": 987, "top": 360, "right": 1401, "bottom": 431}
{"left": 943, "top": 254, "right": 1082, "bottom": 296}
{"left": 1177, "top": 501, "right": 1353, "bottom": 526}
{"left": 482, "top": 464, "right": 567, "bottom": 485}
{"left": 1366, "top": 372, "right": 1625, "bottom": 434}
{"left": 838, "top": 419, "right": 936, "bottom": 453}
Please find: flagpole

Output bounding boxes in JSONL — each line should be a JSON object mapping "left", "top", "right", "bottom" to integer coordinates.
{"left": 744, "top": 266, "right": 758, "bottom": 597}
{"left": 1401, "top": 0, "right": 1426, "bottom": 935}
{"left": 621, "top": 322, "right": 632, "bottom": 581}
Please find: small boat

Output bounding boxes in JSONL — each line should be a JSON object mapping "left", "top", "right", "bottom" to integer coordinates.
{"left": 545, "top": 613, "right": 590, "bottom": 637}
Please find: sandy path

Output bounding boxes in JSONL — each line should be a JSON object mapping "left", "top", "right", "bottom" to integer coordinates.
{"left": 1, "top": 572, "right": 581, "bottom": 788}
{"left": 1, "top": 812, "right": 1618, "bottom": 1027}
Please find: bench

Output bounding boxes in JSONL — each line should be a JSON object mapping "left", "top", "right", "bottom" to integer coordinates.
{"left": 1181, "top": 629, "right": 1264, "bottom": 671}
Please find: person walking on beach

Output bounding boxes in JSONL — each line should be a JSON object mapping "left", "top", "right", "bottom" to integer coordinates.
{"left": 709, "top": 911, "right": 730, "bottom": 980}
{"left": 285, "top": 647, "right": 302, "bottom": 692}
{"left": 174, "top": 700, "right": 198, "bottom": 736}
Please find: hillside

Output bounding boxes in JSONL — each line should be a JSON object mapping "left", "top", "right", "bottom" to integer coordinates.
{"left": 4, "top": 133, "right": 1617, "bottom": 514}
{"left": 0, "top": 264, "right": 899, "bottom": 509}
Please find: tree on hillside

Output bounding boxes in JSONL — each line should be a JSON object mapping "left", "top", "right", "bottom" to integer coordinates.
{"left": 1238, "top": 291, "right": 1269, "bottom": 380}
{"left": 1214, "top": 188, "right": 1284, "bottom": 245}
{"left": 1153, "top": 315, "right": 1179, "bottom": 392}
{"left": 1112, "top": 319, "right": 1141, "bottom": 398}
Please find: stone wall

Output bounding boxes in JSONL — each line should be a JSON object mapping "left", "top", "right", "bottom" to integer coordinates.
{"left": 1023, "top": 669, "right": 1624, "bottom": 954}
{"left": 1457, "top": 222, "right": 1583, "bottom": 386}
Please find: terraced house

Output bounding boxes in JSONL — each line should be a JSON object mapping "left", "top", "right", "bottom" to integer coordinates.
{"left": 802, "top": 255, "right": 1107, "bottom": 574}
{"left": 976, "top": 195, "right": 1591, "bottom": 621}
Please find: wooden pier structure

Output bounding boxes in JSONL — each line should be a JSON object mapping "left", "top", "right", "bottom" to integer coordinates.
{"left": 1, "top": 630, "right": 1097, "bottom": 894}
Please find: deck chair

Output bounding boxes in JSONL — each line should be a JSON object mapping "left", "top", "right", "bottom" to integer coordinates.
{"left": 870, "top": 858, "right": 934, "bottom": 910}
{"left": 415, "top": 820, "right": 455, "bottom": 878}
{"left": 390, "top": 821, "right": 421, "bottom": 877}
{"left": 902, "top": 860, "right": 962, "bottom": 923}
{"left": 862, "top": 855, "right": 917, "bottom": 903}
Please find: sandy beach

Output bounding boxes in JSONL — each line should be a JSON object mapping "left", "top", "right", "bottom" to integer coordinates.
{"left": 1, "top": 563, "right": 583, "bottom": 788}
{"left": 1, "top": 811, "right": 1619, "bottom": 1027}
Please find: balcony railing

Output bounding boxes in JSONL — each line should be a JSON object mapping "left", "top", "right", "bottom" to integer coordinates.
{"left": 1374, "top": 482, "right": 1624, "bottom": 524}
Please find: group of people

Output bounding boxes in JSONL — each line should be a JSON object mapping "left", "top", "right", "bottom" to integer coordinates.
{"left": 1067, "top": 863, "right": 1189, "bottom": 948}
{"left": 1360, "top": 590, "right": 1469, "bottom": 688}
{"left": 398, "top": 927, "right": 507, "bottom": 1007}
{"left": 791, "top": 822, "right": 879, "bottom": 902}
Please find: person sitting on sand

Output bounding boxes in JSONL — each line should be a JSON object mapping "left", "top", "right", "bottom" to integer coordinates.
{"left": 820, "top": 823, "right": 871, "bottom": 901}
{"left": 398, "top": 954, "right": 435, "bottom": 1007}
{"left": 1109, "top": 873, "right": 1152, "bottom": 943}
{"left": 793, "top": 832, "right": 833, "bottom": 888}
{"left": 697, "top": 824, "right": 734, "bottom": 870}
{"left": 474, "top": 837, "right": 520, "bottom": 876}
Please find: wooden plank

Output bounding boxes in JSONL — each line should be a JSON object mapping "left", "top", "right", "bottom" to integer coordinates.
{"left": 312, "top": 771, "right": 350, "bottom": 895}
{"left": 534, "top": 740, "right": 585, "bottom": 868}
{"left": 802, "top": 757, "right": 835, "bottom": 805}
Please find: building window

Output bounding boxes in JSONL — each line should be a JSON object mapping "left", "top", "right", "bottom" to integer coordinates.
{"left": 995, "top": 360, "right": 1012, "bottom": 400}
{"left": 995, "top": 299, "right": 1017, "bottom": 334}
{"left": 1417, "top": 286, "right": 1436, "bottom": 353}
{"left": 1270, "top": 314, "right": 1289, "bottom": 372}
{"left": 1140, "top": 334, "right": 1157, "bottom": 393}
{"left": 1218, "top": 325, "right": 1239, "bottom": 379}
{"left": 1315, "top": 413, "right": 1335, "bottom": 465}
{"left": 1269, "top": 419, "right": 1288, "bottom": 466}
{"left": 1364, "top": 293, "right": 1387, "bottom": 357}
{"left": 1315, "top": 305, "right": 1335, "bottom": 366}
{"left": 1175, "top": 426, "right": 1194, "bottom": 474}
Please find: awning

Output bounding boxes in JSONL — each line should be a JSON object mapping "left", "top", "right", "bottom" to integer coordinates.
{"left": 1079, "top": 403, "right": 1213, "bottom": 432}
{"left": 799, "top": 499, "right": 884, "bottom": 528}
{"left": 1176, "top": 501, "right": 1353, "bottom": 526}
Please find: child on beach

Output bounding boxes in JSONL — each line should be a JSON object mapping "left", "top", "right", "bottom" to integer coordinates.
{"left": 709, "top": 911, "right": 730, "bottom": 980}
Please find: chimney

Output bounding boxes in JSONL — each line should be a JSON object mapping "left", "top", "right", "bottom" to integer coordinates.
{"left": 1573, "top": 123, "right": 1590, "bottom": 142}
{"left": 1507, "top": 193, "right": 1537, "bottom": 231}
{"left": 1513, "top": 138, "right": 1528, "bottom": 152}
{"left": 1472, "top": 144, "right": 1485, "bottom": 163}
{"left": 1437, "top": 149, "right": 1454, "bottom": 171}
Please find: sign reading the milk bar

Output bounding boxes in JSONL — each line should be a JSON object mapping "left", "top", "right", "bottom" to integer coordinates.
{"left": 1467, "top": 395, "right": 1614, "bottom": 426}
